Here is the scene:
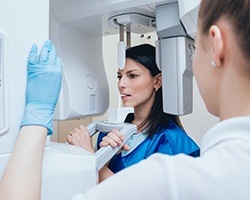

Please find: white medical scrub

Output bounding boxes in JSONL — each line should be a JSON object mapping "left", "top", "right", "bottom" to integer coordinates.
{"left": 71, "top": 117, "right": 250, "bottom": 200}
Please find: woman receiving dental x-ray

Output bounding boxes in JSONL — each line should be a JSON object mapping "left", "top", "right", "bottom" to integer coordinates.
{"left": 67, "top": 44, "right": 200, "bottom": 182}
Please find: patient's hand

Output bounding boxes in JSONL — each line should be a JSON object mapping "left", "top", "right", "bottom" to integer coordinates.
{"left": 99, "top": 129, "right": 130, "bottom": 152}
{"left": 67, "top": 125, "right": 95, "bottom": 154}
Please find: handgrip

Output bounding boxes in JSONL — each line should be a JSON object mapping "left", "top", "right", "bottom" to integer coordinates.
{"left": 86, "top": 121, "right": 137, "bottom": 171}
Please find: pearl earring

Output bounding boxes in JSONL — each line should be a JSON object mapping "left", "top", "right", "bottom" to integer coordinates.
{"left": 155, "top": 88, "right": 158, "bottom": 92}
{"left": 211, "top": 60, "right": 216, "bottom": 67}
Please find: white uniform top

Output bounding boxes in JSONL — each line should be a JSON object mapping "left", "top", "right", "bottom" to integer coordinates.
{"left": 71, "top": 117, "right": 250, "bottom": 200}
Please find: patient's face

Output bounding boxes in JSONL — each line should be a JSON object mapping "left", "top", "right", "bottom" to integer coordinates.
{"left": 117, "top": 58, "right": 156, "bottom": 110}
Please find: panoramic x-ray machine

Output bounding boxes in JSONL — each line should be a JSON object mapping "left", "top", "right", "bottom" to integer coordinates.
{"left": 0, "top": 0, "right": 199, "bottom": 199}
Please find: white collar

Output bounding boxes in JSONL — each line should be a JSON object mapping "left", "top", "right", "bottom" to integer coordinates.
{"left": 200, "top": 116, "right": 250, "bottom": 154}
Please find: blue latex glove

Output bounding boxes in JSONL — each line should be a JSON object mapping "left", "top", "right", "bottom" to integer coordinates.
{"left": 21, "top": 40, "right": 62, "bottom": 135}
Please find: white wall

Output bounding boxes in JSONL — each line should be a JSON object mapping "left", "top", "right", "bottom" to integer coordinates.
{"left": 100, "top": 32, "right": 219, "bottom": 145}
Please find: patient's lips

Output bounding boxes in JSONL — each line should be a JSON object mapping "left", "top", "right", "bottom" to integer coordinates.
{"left": 120, "top": 93, "right": 131, "bottom": 101}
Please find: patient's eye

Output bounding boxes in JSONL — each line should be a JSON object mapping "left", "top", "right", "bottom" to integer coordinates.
{"left": 117, "top": 74, "right": 122, "bottom": 80}
{"left": 129, "top": 73, "right": 138, "bottom": 79}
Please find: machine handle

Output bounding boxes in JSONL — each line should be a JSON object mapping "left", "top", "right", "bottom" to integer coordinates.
{"left": 86, "top": 121, "right": 137, "bottom": 171}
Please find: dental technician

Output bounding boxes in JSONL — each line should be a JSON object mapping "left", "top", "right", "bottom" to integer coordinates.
{"left": 1, "top": 0, "right": 250, "bottom": 199}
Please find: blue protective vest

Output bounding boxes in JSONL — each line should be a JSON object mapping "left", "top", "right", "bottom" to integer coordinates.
{"left": 97, "top": 116, "right": 200, "bottom": 173}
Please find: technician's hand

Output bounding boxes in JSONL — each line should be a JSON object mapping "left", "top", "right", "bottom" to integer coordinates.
{"left": 21, "top": 40, "right": 62, "bottom": 135}
{"left": 100, "top": 129, "right": 130, "bottom": 152}
{"left": 67, "top": 125, "right": 95, "bottom": 154}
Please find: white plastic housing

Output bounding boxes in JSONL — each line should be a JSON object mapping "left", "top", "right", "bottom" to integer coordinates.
{"left": 50, "top": 17, "right": 109, "bottom": 120}
{"left": 0, "top": 31, "right": 9, "bottom": 136}
{"left": 157, "top": 37, "right": 194, "bottom": 115}
{"left": 155, "top": 1, "right": 199, "bottom": 115}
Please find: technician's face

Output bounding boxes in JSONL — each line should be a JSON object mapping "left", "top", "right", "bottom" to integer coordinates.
{"left": 117, "top": 58, "right": 156, "bottom": 109}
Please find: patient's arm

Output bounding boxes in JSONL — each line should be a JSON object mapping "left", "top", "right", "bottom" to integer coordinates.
{"left": 98, "top": 166, "right": 114, "bottom": 182}
{"left": 98, "top": 129, "right": 130, "bottom": 182}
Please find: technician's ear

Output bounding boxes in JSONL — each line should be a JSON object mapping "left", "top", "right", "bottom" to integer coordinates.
{"left": 209, "top": 25, "right": 224, "bottom": 66}
{"left": 154, "top": 73, "right": 162, "bottom": 90}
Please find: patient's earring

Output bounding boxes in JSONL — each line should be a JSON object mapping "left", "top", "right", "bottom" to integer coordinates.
{"left": 155, "top": 88, "right": 158, "bottom": 92}
{"left": 211, "top": 60, "right": 216, "bottom": 67}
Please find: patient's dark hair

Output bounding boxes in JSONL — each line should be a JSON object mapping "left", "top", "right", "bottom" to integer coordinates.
{"left": 125, "top": 44, "right": 184, "bottom": 137}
